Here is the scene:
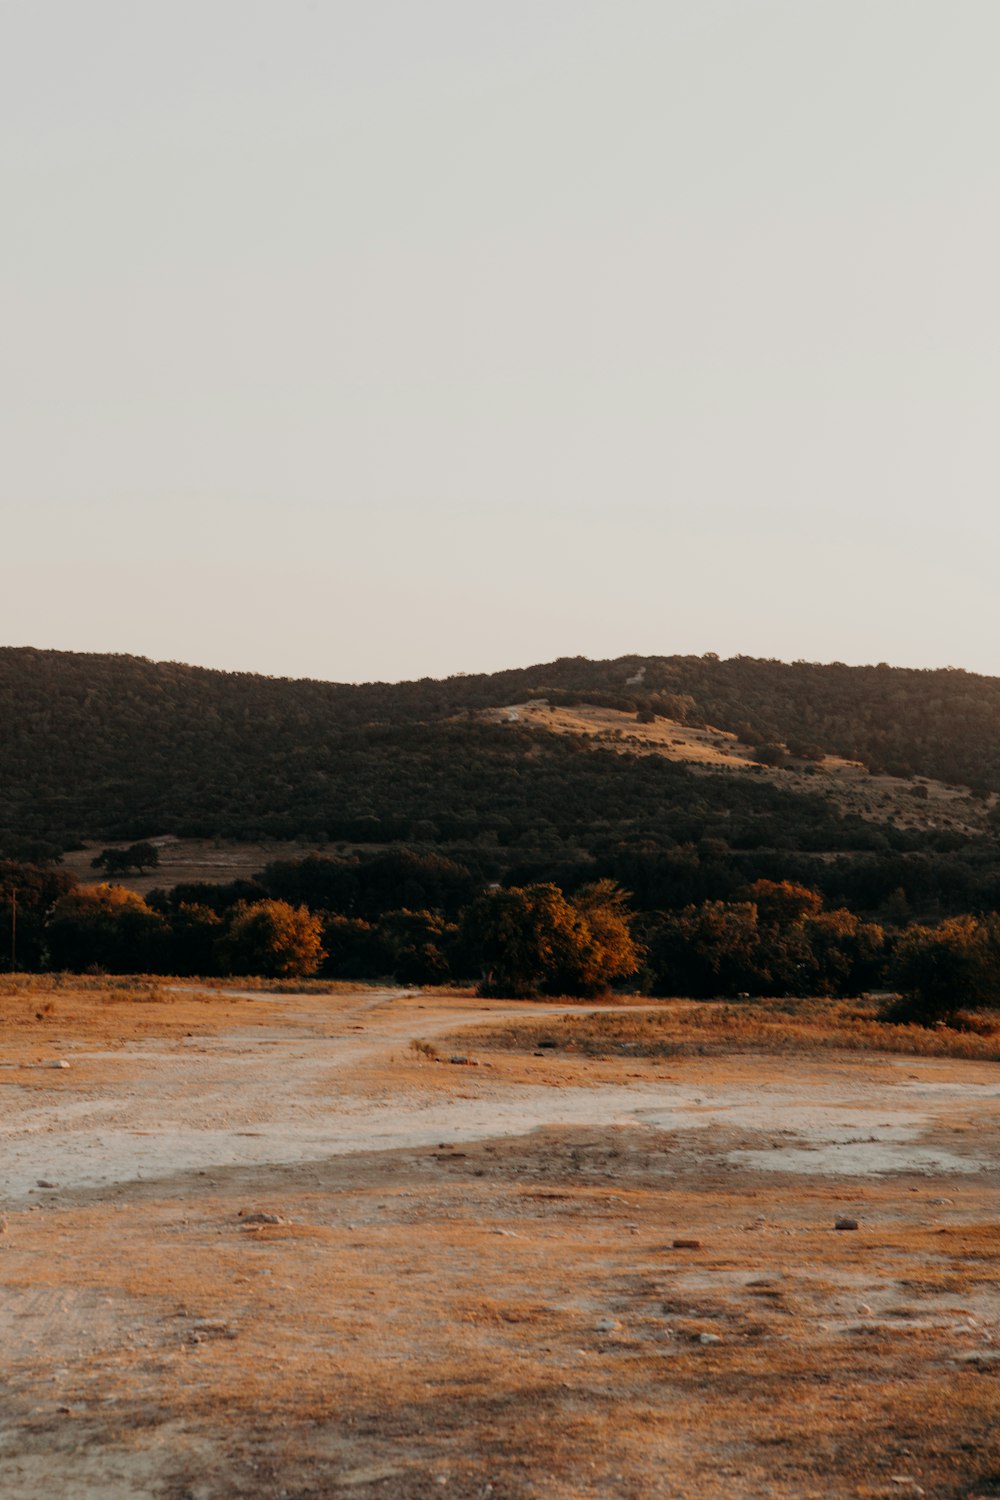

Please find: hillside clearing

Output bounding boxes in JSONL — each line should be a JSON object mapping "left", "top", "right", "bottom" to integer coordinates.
{"left": 483, "top": 700, "right": 991, "bottom": 838}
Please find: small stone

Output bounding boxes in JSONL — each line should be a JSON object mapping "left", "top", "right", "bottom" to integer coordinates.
{"left": 595, "top": 1318, "right": 620, "bottom": 1333}
{"left": 834, "top": 1218, "right": 859, "bottom": 1231}
{"left": 673, "top": 1238, "right": 702, "bottom": 1249}
{"left": 239, "top": 1212, "right": 283, "bottom": 1225}
{"left": 49, "top": 1060, "right": 70, "bottom": 1069}
{"left": 36, "top": 1180, "right": 56, "bottom": 1189}
{"left": 857, "top": 1303, "right": 874, "bottom": 1316}
{"left": 699, "top": 1332, "right": 722, "bottom": 1345}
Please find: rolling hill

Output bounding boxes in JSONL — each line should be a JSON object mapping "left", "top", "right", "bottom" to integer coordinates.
{"left": 4, "top": 645, "right": 1000, "bottom": 921}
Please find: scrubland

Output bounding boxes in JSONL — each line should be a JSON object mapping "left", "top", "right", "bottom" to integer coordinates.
{"left": 2, "top": 982, "right": 999, "bottom": 1499}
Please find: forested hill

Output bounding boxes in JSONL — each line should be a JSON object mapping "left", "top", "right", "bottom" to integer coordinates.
{"left": 3, "top": 645, "right": 1000, "bottom": 865}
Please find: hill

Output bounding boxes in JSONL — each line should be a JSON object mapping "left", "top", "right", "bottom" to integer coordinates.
{"left": 4, "top": 645, "right": 1000, "bottom": 922}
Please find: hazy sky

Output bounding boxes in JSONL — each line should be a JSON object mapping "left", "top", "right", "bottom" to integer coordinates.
{"left": 3, "top": 1, "right": 999, "bottom": 683}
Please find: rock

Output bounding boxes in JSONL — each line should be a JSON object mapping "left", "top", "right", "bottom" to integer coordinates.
{"left": 834, "top": 1218, "right": 859, "bottom": 1231}
{"left": 673, "top": 1238, "right": 702, "bottom": 1249}
{"left": 595, "top": 1318, "right": 621, "bottom": 1333}
{"left": 49, "top": 1060, "right": 70, "bottom": 1069}
{"left": 449, "top": 1055, "right": 478, "bottom": 1065}
{"left": 240, "top": 1212, "right": 284, "bottom": 1226}
{"left": 857, "top": 1303, "right": 874, "bottom": 1316}
{"left": 36, "top": 1180, "right": 56, "bottom": 1189}
{"left": 189, "top": 1322, "right": 236, "bottom": 1344}
{"left": 699, "top": 1332, "right": 722, "bottom": 1345}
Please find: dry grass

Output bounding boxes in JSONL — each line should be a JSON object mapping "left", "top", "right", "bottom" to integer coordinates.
{"left": 459, "top": 996, "right": 1000, "bottom": 1064}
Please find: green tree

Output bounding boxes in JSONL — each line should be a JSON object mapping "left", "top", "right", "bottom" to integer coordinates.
{"left": 220, "top": 899, "right": 325, "bottom": 978}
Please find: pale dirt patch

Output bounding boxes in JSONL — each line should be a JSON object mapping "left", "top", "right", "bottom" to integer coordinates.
{"left": 2, "top": 987, "right": 1000, "bottom": 1498}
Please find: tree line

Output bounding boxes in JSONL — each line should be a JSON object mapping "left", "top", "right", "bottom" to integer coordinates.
{"left": 0, "top": 855, "right": 993, "bottom": 1023}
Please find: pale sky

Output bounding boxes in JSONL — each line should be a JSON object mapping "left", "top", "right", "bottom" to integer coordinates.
{"left": 3, "top": 1, "right": 999, "bottom": 683}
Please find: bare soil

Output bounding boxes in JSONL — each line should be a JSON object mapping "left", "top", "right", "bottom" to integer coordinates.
{"left": 2, "top": 984, "right": 1000, "bottom": 1498}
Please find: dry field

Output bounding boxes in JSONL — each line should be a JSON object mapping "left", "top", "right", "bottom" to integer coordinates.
{"left": 2, "top": 983, "right": 1000, "bottom": 1499}
{"left": 59, "top": 840, "right": 336, "bottom": 896}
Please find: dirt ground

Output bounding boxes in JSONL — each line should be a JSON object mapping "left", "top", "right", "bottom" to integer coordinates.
{"left": 2, "top": 984, "right": 1000, "bottom": 1499}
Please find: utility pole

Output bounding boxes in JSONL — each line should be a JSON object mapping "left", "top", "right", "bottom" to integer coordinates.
{"left": 10, "top": 887, "right": 16, "bottom": 973}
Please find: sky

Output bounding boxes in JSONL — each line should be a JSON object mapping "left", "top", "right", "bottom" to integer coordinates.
{"left": 3, "top": 1, "right": 1000, "bottom": 684}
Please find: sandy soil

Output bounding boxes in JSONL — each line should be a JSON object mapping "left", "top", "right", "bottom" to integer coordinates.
{"left": 2, "top": 986, "right": 1000, "bottom": 1498}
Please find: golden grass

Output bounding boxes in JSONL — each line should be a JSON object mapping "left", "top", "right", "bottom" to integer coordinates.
{"left": 460, "top": 996, "right": 1000, "bottom": 1063}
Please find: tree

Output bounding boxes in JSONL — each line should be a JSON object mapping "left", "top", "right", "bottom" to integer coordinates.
{"left": 374, "top": 908, "right": 456, "bottom": 985}
{"left": 220, "top": 899, "right": 325, "bottom": 978}
{"left": 91, "top": 842, "right": 159, "bottom": 876}
{"left": 553, "top": 880, "right": 641, "bottom": 996}
{"left": 0, "top": 860, "right": 77, "bottom": 971}
{"left": 458, "top": 882, "right": 638, "bottom": 998}
{"left": 46, "top": 884, "right": 169, "bottom": 972}
{"left": 803, "top": 909, "right": 885, "bottom": 996}
{"left": 319, "top": 915, "right": 381, "bottom": 980}
{"left": 168, "top": 902, "right": 223, "bottom": 976}
{"left": 890, "top": 915, "right": 1000, "bottom": 1024}
{"left": 649, "top": 901, "right": 762, "bottom": 997}
{"left": 741, "top": 879, "right": 823, "bottom": 926}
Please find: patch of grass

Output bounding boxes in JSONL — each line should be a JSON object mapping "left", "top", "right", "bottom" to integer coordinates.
{"left": 193, "top": 976, "right": 398, "bottom": 994}
{"left": 0, "top": 973, "right": 168, "bottom": 996}
{"left": 460, "top": 997, "right": 1000, "bottom": 1062}
{"left": 409, "top": 1038, "right": 441, "bottom": 1060}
